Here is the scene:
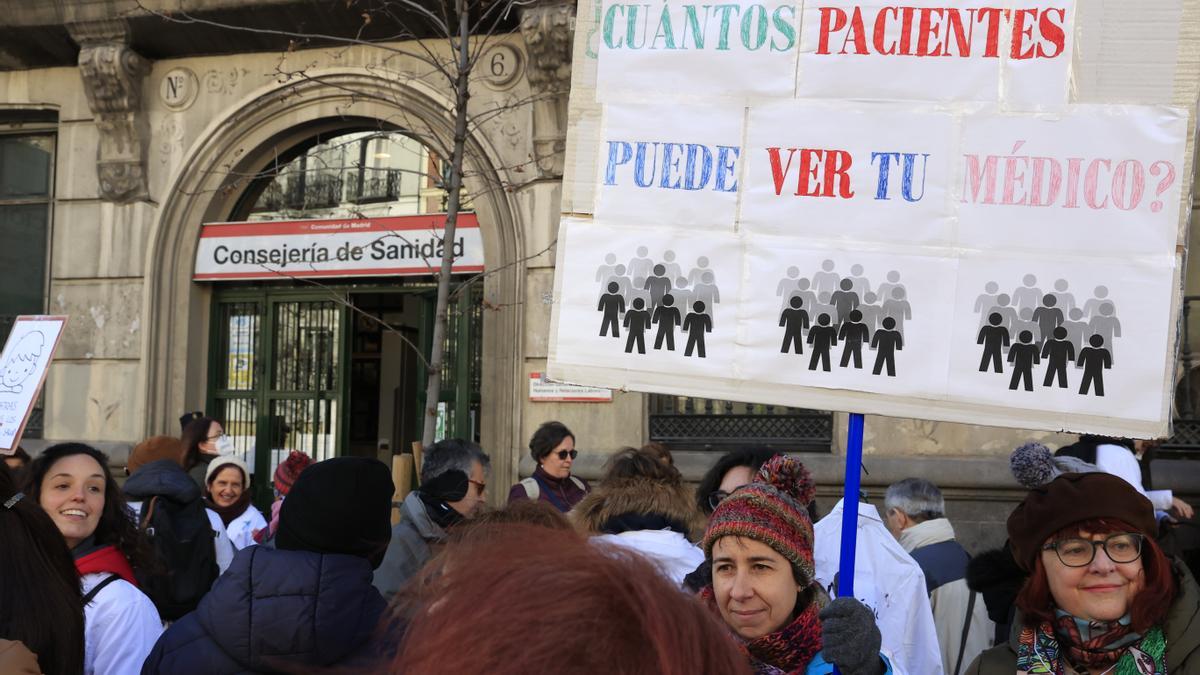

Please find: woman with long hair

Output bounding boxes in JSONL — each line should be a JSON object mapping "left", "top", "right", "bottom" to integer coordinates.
{"left": 181, "top": 416, "right": 232, "bottom": 487}
{"left": 28, "top": 443, "right": 163, "bottom": 675}
{"left": 0, "top": 461, "right": 85, "bottom": 675}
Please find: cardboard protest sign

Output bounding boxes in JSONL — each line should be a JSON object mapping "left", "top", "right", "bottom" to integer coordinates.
{"left": 551, "top": 0, "right": 1193, "bottom": 438}
{"left": 0, "top": 316, "right": 67, "bottom": 454}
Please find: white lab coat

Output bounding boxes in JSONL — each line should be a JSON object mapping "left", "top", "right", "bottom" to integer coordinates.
{"left": 593, "top": 530, "right": 705, "bottom": 587}
{"left": 215, "top": 505, "right": 269, "bottom": 551}
{"left": 814, "top": 500, "right": 942, "bottom": 675}
{"left": 81, "top": 572, "right": 163, "bottom": 675}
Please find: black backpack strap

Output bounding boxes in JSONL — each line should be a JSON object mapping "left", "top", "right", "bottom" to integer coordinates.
{"left": 953, "top": 590, "right": 978, "bottom": 675}
{"left": 83, "top": 573, "right": 123, "bottom": 606}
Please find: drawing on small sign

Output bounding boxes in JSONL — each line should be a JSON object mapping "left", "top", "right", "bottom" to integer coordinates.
{"left": 597, "top": 249, "right": 721, "bottom": 359}
{"left": 0, "top": 331, "right": 44, "bottom": 394}
{"left": 972, "top": 278, "right": 1119, "bottom": 396}
{"left": 776, "top": 262, "right": 910, "bottom": 377}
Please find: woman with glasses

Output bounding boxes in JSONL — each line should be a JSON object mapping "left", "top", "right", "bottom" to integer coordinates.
{"left": 695, "top": 447, "right": 781, "bottom": 518}
{"left": 181, "top": 416, "right": 235, "bottom": 487}
{"left": 507, "top": 421, "right": 590, "bottom": 512}
{"left": 968, "top": 471, "right": 1200, "bottom": 674}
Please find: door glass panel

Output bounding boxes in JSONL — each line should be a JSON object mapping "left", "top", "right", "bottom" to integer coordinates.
{"left": 271, "top": 398, "right": 338, "bottom": 472}
{"left": 216, "top": 302, "right": 260, "bottom": 391}
{"left": 272, "top": 301, "right": 338, "bottom": 392}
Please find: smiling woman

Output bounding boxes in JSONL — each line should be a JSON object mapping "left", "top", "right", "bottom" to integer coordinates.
{"left": 203, "top": 456, "right": 268, "bottom": 550}
{"left": 26, "top": 443, "right": 164, "bottom": 675}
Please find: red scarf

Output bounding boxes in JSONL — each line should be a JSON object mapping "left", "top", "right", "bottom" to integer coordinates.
{"left": 75, "top": 545, "right": 137, "bottom": 586}
{"left": 701, "top": 586, "right": 823, "bottom": 674}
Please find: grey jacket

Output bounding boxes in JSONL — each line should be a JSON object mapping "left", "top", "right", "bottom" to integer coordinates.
{"left": 371, "top": 492, "right": 447, "bottom": 597}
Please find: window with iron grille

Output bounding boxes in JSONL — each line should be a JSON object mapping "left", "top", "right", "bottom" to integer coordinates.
{"left": 648, "top": 395, "right": 833, "bottom": 452}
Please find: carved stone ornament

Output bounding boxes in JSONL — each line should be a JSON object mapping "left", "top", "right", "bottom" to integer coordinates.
{"left": 68, "top": 20, "right": 151, "bottom": 203}
{"left": 519, "top": 0, "right": 575, "bottom": 178}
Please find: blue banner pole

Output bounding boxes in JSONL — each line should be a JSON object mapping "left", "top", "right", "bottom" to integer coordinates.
{"left": 832, "top": 412, "right": 866, "bottom": 675}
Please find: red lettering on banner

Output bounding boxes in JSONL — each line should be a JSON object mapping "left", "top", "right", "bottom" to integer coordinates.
{"left": 817, "top": 8, "right": 847, "bottom": 55}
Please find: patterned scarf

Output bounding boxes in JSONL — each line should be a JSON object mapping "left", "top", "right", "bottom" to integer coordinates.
{"left": 701, "top": 586, "right": 823, "bottom": 675}
{"left": 1015, "top": 614, "right": 1167, "bottom": 675}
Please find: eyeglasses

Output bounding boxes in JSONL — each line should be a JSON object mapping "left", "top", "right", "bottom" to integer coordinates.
{"left": 1043, "top": 533, "right": 1145, "bottom": 567}
{"left": 467, "top": 479, "right": 486, "bottom": 496}
{"left": 708, "top": 490, "right": 731, "bottom": 512}
{"left": 206, "top": 433, "right": 226, "bottom": 441}
{"left": 554, "top": 449, "right": 578, "bottom": 461}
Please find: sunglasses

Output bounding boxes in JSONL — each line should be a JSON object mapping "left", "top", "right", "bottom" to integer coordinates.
{"left": 553, "top": 449, "right": 578, "bottom": 460}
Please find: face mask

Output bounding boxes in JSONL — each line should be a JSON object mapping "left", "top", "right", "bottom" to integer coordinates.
{"left": 215, "top": 435, "right": 235, "bottom": 455}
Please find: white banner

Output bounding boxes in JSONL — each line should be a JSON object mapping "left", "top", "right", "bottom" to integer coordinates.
{"left": 193, "top": 214, "right": 484, "bottom": 281}
{"left": 0, "top": 316, "right": 67, "bottom": 453}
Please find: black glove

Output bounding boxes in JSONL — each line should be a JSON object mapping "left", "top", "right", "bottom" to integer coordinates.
{"left": 819, "top": 597, "right": 885, "bottom": 675}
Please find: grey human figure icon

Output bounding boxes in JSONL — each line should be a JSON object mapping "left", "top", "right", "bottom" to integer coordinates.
{"left": 881, "top": 287, "right": 912, "bottom": 334}
{"left": 1088, "top": 302, "right": 1122, "bottom": 362}
{"left": 687, "top": 256, "right": 715, "bottom": 288}
{"left": 683, "top": 301, "right": 712, "bottom": 358}
{"left": 628, "top": 246, "right": 654, "bottom": 281}
{"left": 777, "top": 266, "right": 802, "bottom": 302}
{"left": 1082, "top": 285, "right": 1115, "bottom": 319}
{"left": 813, "top": 293, "right": 835, "bottom": 326}
{"left": 838, "top": 309, "right": 870, "bottom": 369}
{"left": 813, "top": 259, "right": 840, "bottom": 297}
{"left": 652, "top": 294, "right": 682, "bottom": 351}
{"left": 1015, "top": 307, "right": 1040, "bottom": 345}
{"left": 672, "top": 277, "right": 693, "bottom": 313}
{"left": 987, "top": 293, "right": 1018, "bottom": 334}
{"left": 1078, "top": 334, "right": 1112, "bottom": 396}
{"left": 661, "top": 250, "right": 682, "bottom": 282}
{"left": 597, "top": 281, "right": 626, "bottom": 338}
{"left": 977, "top": 312, "right": 1010, "bottom": 373}
{"left": 859, "top": 291, "right": 882, "bottom": 334}
{"left": 1041, "top": 326, "right": 1076, "bottom": 389}
{"left": 974, "top": 281, "right": 1001, "bottom": 317}
{"left": 831, "top": 278, "right": 861, "bottom": 328}
{"left": 1062, "top": 308, "right": 1089, "bottom": 354}
{"left": 644, "top": 263, "right": 672, "bottom": 309}
{"left": 1013, "top": 274, "right": 1043, "bottom": 316}
{"left": 849, "top": 264, "right": 871, "bottom": 298}
{"left": 1051, "top": 279, "right": 1077, "bottom": 316}
{"left": 596, "top": 253, "right": 619, "bottom": 283}
{"left": 875, "top": 270, "right": 904, "bottom": 307}
{"left": 602, "top": 264, "right": 632, "bottom": 301}
{"left": 1032, "top": 295, "right": 1064, "bottom": 346}
{"left": 623, "top": 298, "right": 652, "bottom": 354}
{"left": 692, "top": 271, "right": 720, "bottom": 318}
{"left": 1007, "top": 330, "right": 1040, "bottom": 392}
{"left": 807, "top": 313, "right": 838, "bottom": 372}
{"left": 792, "top": 278, "right": 818, "bottom": 318}
{"left": 871, "top": 316, "right": 903, "bottom": 376}
{"left": 629, "top": 277, "right": 651, "bottom": 309}
{"left": 779, "top": 296, "right": 810, "bottom": 354}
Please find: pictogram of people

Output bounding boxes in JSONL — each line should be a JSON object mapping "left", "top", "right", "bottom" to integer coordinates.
{"left": 882, "top": 287, "right": 912, "bottom": 334}
{"left": 1041, "top": 326, "right": 1075, "bottom": 389}
{"left": 977, "top": 312, "right": 1010, "bottom": 374}
{"left": 778, "top": 297, "right": 810, "bottom": 354}
{"left": 1088, "top": 302, "right": 1122, "bottom": 363}
{"left": 1078, "top": 334, "right": 1112, "bottom": 396}
{"left": 806, "top": 313, "right": 838, "bottom": 372}
{"left": 871, "top": 317, "right": 903, "bottom": 377}
{"left": 1032, "top": 295, "right": 1064, "bottom": 346}
{"left": 597, "top": 282, "right": 626, "bottom": 338}
{"left": 838, "top": 310, "right": 870, "bottom": 369}
{"left": 1013, "top": 274, "right": 1043, "bottom": 316}
{"left": 683, "top": 301, "right": 712, "bottom": 358}
{"left": 623, "top": 299, "right": 651, "bottom": 354}
{"left": 627, "top": 246, "right": 654, "bottom": 281}
{"left": 1051, "top": 278, "right": 1077, "bottom": 316}
{"left": 813, "top": 259, "right": 840, "bottom": 297}
{"left": 644, "top": 264, "right": 672, "bottom": 309}
{"left": 831, "top": 279, "right": 860, "bottom": 327}
{"left": 1006, "top": 330, "right": 1040, "bottom": 392}
{"left": 652, "top": 294, "right": 682, "bottom": 351}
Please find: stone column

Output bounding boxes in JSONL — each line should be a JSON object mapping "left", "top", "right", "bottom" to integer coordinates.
{"left": 519, "top": 0, "right": 574, "bottom": 179}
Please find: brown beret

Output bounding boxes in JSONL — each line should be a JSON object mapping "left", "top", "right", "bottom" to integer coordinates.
{"left": 128, "top": 435, "right": 185, "bottom": 474}
{"left": 1007, "top": 472, "right": 1157, "bottom": 571}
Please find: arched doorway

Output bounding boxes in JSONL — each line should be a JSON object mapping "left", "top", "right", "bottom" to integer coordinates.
{"left": 144, "top": 73, "right": 525, "bottom": 494}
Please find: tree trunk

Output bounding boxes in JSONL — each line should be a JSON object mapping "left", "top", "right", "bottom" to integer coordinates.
{"left": 421, "top": 0, "right": 473, "bottom": 449}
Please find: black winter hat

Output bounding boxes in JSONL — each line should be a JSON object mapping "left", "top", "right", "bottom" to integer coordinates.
{"left": 277, "top": 456, "right": 395, "bottom": 569}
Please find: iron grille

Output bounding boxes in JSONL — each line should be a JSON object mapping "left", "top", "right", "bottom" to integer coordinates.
{"left": 648, "top": 395, "right": 833, "bottom": 451}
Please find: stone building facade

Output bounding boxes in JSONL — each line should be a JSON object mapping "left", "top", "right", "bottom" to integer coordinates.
{"left": 2, "top": 0, "right": 1199, "bottom": 552}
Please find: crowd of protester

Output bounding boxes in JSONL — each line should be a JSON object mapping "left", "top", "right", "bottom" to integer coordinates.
{"left": 1, "top": 417, "right": 1198, "bottom": 674}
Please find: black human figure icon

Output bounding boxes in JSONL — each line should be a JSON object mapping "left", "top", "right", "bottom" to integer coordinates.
{"left": 1032, "top": 294, "right": 1064, "bottom": 347}
{"left": 830, "top": 278, "right": 860, "bottom": 327}
{"left": 1078, "top": 334, "right": 1112, "bottom": 397}
{"left": 977, "top": 312, "right": 1010, "bottom": 373}
{"left": 644, "top": 263, "right": 673, "bottom": 309}
{"left": 870, "top": 317, "right": 903, "bottom": 376}
{"left": 597, "top": 281, "right": 626, "bottom": 338}
{"left": 622, "top": 298, "right": 651, "bottom": 354}
{"left": 1006, "top": 330, "right": 1040, "bottom": 392}
{"left": 779, "top": 297, "right": 810, "bottom": 354}
{"left": 683, "top": 301, "right": 712, "bottom": 358}
{"left": 1041, "top": 326, "right": 1076, "bottom": 389}
{"left": 806, "top": 313, "right": 838, "bottom": 372}
{"left": 838, "top": 309, "right": 870, "bottom": 369}
{"left": 652, "top": 294, "right": 682, "bottom": 351}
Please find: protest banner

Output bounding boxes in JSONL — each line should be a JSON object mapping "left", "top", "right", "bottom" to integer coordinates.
{"left": 0, "top": 316, "right": 67, "bottom": 454}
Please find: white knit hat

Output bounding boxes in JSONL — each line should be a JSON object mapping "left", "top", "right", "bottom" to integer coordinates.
{"left": 205, "top": 455, "right": 251, "bottom": 487}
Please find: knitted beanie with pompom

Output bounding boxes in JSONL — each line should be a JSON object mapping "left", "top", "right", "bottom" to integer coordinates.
{"left": 1009, "top": 441, "right": 1100, "bottom": 489}
{"left": 702, "top": 454, "right": 817, "bottom": 584}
